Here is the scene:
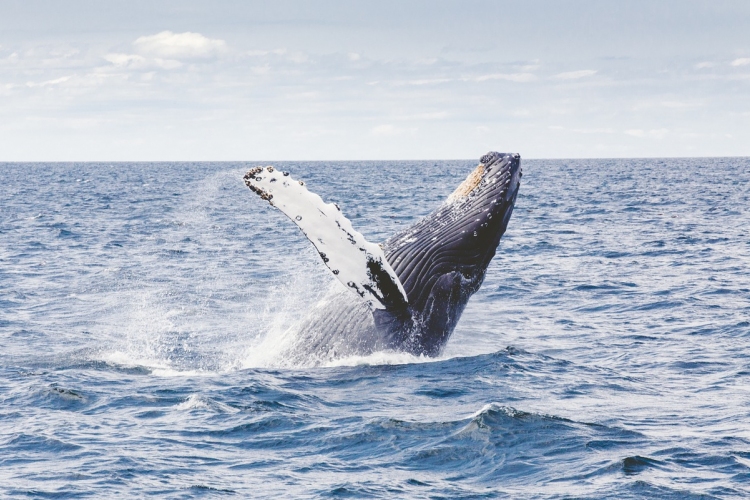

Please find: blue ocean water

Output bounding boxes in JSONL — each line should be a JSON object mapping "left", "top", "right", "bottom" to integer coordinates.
{"left": 1, "top": 158, "right": 749, "bottom": 498}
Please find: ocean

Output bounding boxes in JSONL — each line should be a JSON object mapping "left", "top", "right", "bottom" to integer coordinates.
{"left": 1, "top": 157, "right": 749, "bottom": 498}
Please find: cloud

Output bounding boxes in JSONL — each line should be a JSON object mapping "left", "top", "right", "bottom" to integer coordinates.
{"left": 133, "top": 31, "right": 226, "bottom": 59}
{"left": 370, "top": 124, "right": 417, "bottom": 136}
{"left": 104, "top": 53, "right": 146, "bottom": 67}
{"left": 660, "top": 100, "right": 701, "bottom": 108}
{"left": 472, "top": 73, "right": 536, "bottom": 83}
{"left": 25, "top": 75, "right": 72, "bottom": 88}
{"left": 103, "top": 32, "right": 226, "bottom": 71}
{"left": 405, "top": 78, "right": 452, "bottom": 86}
{"left": 625, "top": 128, "right": 668, "bottom": 139}
{"left": 393, "top": 112, "right": 448, "bottom": 120}
{"left": 549, "top": 125, "right": 614, "bottom": 134}
{"left": 731, "top": 58, "right": 750, "bottom": 67}
{"left": 1, "top": 52, "right": 19, "bottom": 64}
{"left": 104, "top": 52, "right": 182, "bottom": 70}
{"left": 371, "top": 124, "right": 397, "bottom": 136}
{"left": 695, "top": 61, "right": 714, "bottom": 69}
{"left": 554, "top": 69, "right": 597, "bottom": 80}
{"left": 247, "top": 49, "right": 287, "bottom": 57}
{"left": 285, "top": 51, "right": 309, "bottom": 64}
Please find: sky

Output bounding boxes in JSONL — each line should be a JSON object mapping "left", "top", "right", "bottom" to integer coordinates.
{"left": 1, "top": 0, "right": 749, "bottom": 160}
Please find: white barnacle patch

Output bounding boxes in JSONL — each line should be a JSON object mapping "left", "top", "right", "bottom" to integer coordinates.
{"left": 447, "top": 163, "right": 485, "bottom": 202}
{"left": 243, "top": 166, "right": 407, "bottom": 311}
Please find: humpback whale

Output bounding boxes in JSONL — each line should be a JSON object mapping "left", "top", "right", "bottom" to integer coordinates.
{"left": 244, "top": 151, "right": 521, "bottom": 364}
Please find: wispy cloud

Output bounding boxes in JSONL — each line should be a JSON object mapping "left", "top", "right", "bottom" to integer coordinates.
{"left": 625, "top": 128, "right": 669, "bottom": 139}
{"left": 104, "top": 52, "right": 182, "bottom": 70}
{"left": 549, "top": 125, "right": 614, "bottom": 134}
{"left": 25, "top": 75, "right": 72, "bottom": 88}
{"left": 472, "top": 73, "right": 536, "bottom": 83}
{"left": 101, "top": 31, "right": 227, "bottom": 71}
{"left": 247, "top": 48, "right": 287, "bottom": 57}
{"left": 660, "top": 100, "right": 701, "bottom": 109}
{"left": 370, "top": 124, "right": 417, "bottom": 136}
{"left": 554, "top": 69, "right": 597, "bottom": 80}
{"left": 104, "top": 53, "right": 146, "bottom": 67}
{"left": 393, "top": 112, "right": 448, "bottom": 120}
{"left": 371, "top": 124, "right": 397, "bottom": 136}
{"left": 133, "top": 31, "right": 226, "bottom": 59}
{"left": 731, "top": 58, "right": 750, "bottom": 67}
{"left": 405, "top": 78, "right": 452, "bottom": 86}
{"left": 401, "top": 72, "right": 539, "bottom": 85}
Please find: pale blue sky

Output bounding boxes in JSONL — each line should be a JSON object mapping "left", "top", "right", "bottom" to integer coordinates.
{"left": 1, "top": 0, "right": 749, "bottom": 160}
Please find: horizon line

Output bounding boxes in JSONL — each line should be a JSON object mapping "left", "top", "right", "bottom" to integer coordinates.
{"left": 1, "top": 154, "right": 749, "bottom": 163}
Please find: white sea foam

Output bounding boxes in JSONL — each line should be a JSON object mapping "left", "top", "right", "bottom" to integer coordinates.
{"left": 97, "top": 351, "right": 218, "bottom": 377}
{"left": 321, "top": 350, "right": 435, "bottom": 368}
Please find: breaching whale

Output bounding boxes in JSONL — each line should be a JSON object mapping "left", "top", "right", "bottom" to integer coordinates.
{"left": 244, "top": 151, "right": 521, "bottom": 364}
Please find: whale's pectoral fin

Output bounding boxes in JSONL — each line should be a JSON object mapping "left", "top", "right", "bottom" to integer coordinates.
{"left": 244, "top": 166, "right": 409, "bottom": 311}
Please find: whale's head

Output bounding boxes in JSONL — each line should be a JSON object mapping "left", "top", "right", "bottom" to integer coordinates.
{"left": 383, "top": 152, "right": 521, "bottom": 354}
{"left": 446, "top": 151, "right": 522, "bottom": 255}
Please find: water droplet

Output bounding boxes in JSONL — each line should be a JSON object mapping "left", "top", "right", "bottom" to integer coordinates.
{"left": 295, "top": 215, "right": 302, "bottom": 221}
